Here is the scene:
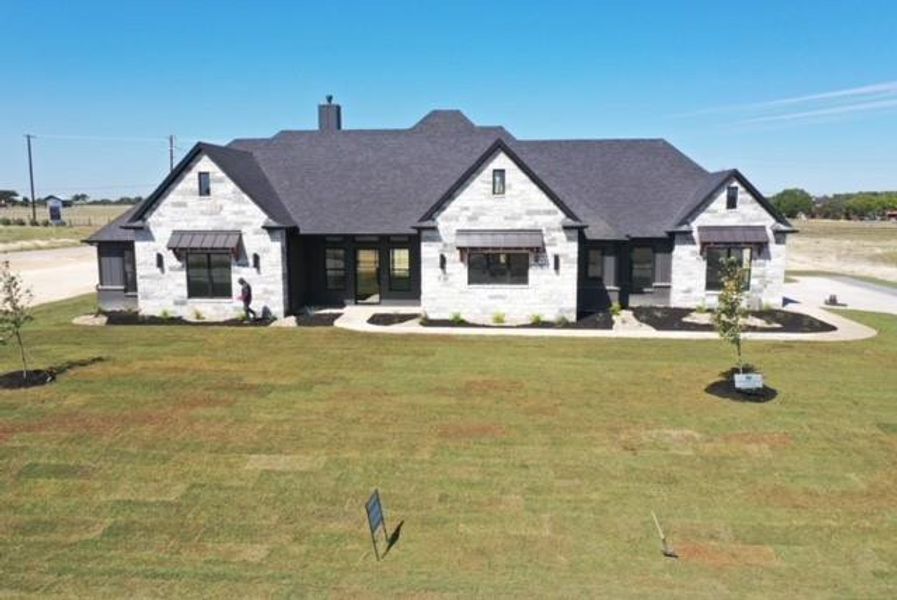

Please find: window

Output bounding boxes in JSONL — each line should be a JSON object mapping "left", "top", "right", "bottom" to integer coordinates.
{"left": 706, "top": 246, "right": 752, "bottom": 291}
{"left": 186, "top": 252, "right": 231, "bottom": 298}
{"left": 726, "top": 185, "right": 738, "bottom": 209}
{"left": 587, "top": 248, "right": 603, "bottom": 279}
{"left": 324, "top": 247, "right": 346, "bottom": 290}
{"left": 468, "top": 252, "right": 528, "bottom": 285}
{"left": 389, "top": 248, "right": 411, "bottom": 291}
{"left": 492, "top": 169, "right": 506, "bottom": 195}
{"left": 123, "top": 248, "right": 137, "bottom": 293}
{"left": 198, "top": 172, "right": 211, "bottom": 196}
{"left": 631, "top": 247, "right": 654, "bottom": 291}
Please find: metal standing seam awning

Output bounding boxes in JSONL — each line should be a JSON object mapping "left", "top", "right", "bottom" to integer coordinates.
{"left": 697, "top": 225, "right": 769, "bottom": 245}
{"left": 454, "top": 229, "right": 544, "bottom": 250}
{"left": 167, "top": 230, "right": 242, "bottom": 253}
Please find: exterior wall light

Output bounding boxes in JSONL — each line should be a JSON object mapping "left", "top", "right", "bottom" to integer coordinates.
{"left": 553, "top": 254, "right": 560, "bottom": 272}
{"left": 439, "top": 253, "right": 447, "bottom": 272}
{"left": 252, "top": 253, "right": 261, "bottom": 272}
{"left": 156, "top": 252, "right": 165, "bottom": 272}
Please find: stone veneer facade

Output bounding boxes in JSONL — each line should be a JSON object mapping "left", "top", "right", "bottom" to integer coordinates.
{"left": 670, "top": 179, "right": 787, "bottom": 309}
{"left": 134, "top": 154, "right": 288, "bottom": 320}
{"left": 420, "top": 151, "right": 579, "bottom": 324}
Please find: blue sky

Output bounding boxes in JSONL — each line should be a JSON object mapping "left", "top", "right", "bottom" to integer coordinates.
{"left": 2, "top": 0, "right": 896, "bottom": 198}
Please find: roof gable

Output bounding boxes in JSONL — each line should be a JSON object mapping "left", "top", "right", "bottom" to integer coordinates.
{"left": 419, "top": 139, "right": 582, "bottom": 225}
{"left": 128, "top": 143, "right": 293, "bottom": 228}
{"left": 674, "top": 169, "right": 792, "bottom": 229}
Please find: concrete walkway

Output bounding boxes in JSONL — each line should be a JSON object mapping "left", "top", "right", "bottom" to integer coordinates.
{"left": 784, "top": 275, "right": 897, "bottom": 316}
{"left": 326, "top": 304, "right": 875, "bottom": 342}
{"left": 0, "top": 246, "right": 96, "bottom": 306}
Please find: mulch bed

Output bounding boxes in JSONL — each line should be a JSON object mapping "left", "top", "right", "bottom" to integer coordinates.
{"left": 295, "top": 313, "right": 342, "bottom": 327}
{"left": 367, "top": 313, "right": 420, "bottom": 326}
{"left": 0, "top": 370, "right": 55, "bottom": 389}
{"left": 704, "top": 380, "right": 778, "bottom": 403}
{"left": 421, "top": 311, "right": 613, "bottom": 330}
{"left": 631, "top": 307, "right": 836, "bottom": 333}
{"left": 103, "top": 312, "right": 272, "bottom": 327}
{"left": 0, "top": 357, "right": 106, "bottom": 390}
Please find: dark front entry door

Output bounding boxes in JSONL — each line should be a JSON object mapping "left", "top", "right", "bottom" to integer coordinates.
{"left": 355, "top": 248, "right": 380, "bottom": 304}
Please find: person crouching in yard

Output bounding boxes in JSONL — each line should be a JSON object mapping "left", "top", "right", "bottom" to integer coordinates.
{"left": 238, "top": 278, "right": 257, "bottom": 321}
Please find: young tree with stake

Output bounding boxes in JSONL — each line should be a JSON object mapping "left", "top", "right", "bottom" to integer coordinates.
{"left": 712, "top": 256, "right": 749, "bottom": 375}
{"left": 0, "top": 262, "right": 34, "bottom": 380}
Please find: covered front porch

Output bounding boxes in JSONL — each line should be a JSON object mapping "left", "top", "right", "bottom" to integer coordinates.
{"left": 286, "top": 233, "right": 421, "bottom": 312}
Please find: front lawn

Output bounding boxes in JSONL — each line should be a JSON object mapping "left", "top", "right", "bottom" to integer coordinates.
{"left": 1, "top": 296, "right": 895, "bottom": 597}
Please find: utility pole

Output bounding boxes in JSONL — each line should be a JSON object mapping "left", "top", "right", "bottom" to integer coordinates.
{"left": 25, "top": 134, "right": 36, "bottom": 223}
{"left": 169, "top": 134, "right": 175, "bottom": 172}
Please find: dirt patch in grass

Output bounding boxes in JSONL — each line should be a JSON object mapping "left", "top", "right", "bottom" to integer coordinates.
{"left": 632, "top": 307, "right": 835, "bottom": 333}
{"left": 367, "top": 313, "right": 420, "bottom": 326}
{"left": 463, "top": 378, "right": 524, "bottom": 395}
{"left": 438, "top": 422, "right": 506, "bottom": 440}
{"left": 244, "top": 454, "right": 326, "bottom": 472}
{"left": 678, "top": 542, "right": 777, "bottom": 568}
{"left": 721, "top": 432, "right": 792, "bottom": 449}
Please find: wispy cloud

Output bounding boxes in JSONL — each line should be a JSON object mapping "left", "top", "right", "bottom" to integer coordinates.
{"left": 673, "top": 80, "right": 897, "bottom": 126}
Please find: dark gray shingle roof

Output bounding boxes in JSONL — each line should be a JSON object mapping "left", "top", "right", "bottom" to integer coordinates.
{"left": 84, "top": 204, "right": 140, "bottom": 243}
{"left": 93, "top": 109, "right": 782, "bottom": 243}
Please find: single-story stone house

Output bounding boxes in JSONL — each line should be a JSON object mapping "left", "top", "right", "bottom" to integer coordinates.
{"left": 87, "top": 100, "right": 795, "bottom": 323}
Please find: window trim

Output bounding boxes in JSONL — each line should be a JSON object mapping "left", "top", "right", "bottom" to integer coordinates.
{"left": 586, "top": 248, "right": 604, "bottom": 280}
{"left": 705, "top": 245, "right": 752, "bottom": 292}
{"left": 726, "top": 185, "right": 738, "bottom": 210}
{"left": 185, "top": 251, "right": 232, "bottom": 299}
{"left": 467, "top": 251, "right": 529, "bottom": 286}
{"left": 324, "top": 247, "right": 347, "bottom": 291}
{"left": 198, "top": 171, "right": 211, "bottom": 197}
{"left": 388, "top": 247, "right": 412, "bottom": 292}
{"left": 492, "top": 169, "right": 506, "bottom": 196}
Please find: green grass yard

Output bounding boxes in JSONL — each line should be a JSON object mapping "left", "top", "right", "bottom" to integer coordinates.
{"left": 1, "top": 296, "right": 896, "bottom": 597}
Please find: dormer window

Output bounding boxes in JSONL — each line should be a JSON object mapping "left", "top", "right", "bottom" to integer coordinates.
{"left": 492, "top": 169, "right": 506, "bottom": 195}
{"left": 726, "top": 185, "right": 738, "bottom": 209}
{"left": 198, "top": 172, "right": 211, "bottom": 196}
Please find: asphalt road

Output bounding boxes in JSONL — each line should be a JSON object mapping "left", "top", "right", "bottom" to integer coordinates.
{"left": 0, "top": 245, "right": 97, "bottom": 306}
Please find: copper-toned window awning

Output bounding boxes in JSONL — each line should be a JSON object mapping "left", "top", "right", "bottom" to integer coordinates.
{"left": 167, "top": 230, "right": 242, "bottom": 252}
{"left": 454, "top": 229, "right": 544, "bottom": 250}
{"left": 698, "top": 225, "right": 768, "bottom": 245}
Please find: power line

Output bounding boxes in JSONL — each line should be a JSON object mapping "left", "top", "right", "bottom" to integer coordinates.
{"left": 28, "top": 133, "right": 171, "bottom": 143}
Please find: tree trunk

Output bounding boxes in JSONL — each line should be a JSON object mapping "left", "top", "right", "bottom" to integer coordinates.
{"left": 14, "top": 330, "right": 27, "bottom": 379}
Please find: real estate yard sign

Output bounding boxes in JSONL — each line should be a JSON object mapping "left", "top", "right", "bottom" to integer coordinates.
{"left": 365, "top": 489, "right": 388, "bottom": 560}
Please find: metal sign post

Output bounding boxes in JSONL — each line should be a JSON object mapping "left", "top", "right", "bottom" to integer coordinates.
{"left": 365, "top": 489, "right": 388, "bottom": 561}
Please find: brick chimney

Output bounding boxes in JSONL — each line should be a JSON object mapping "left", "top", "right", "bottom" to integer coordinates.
{"left": 318, "top": 95, "right": 342, "bottom": 131}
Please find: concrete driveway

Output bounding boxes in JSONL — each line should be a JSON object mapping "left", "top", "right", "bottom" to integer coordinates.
{"left": 784, "top": 275, "right": 897, "bottom": 315}
{"left": 0, "top": 246, "right": 96, "bottom": 306}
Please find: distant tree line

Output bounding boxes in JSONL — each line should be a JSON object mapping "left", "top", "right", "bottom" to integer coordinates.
{"left": 771, "top": 188, "right": 897, "bottom": 220}
{"left": 0, "top": 190, "right": 142, "bottom": 206}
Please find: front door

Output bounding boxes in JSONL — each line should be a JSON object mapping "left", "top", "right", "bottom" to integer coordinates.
{"left": 355, "top": 248, "right": 380, "bottom": 304}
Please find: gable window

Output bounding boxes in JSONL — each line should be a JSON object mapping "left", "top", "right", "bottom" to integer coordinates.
{"left": 324, "top": 248, "right": 346, "bottom": 290}
{"left": 726, "top": 185, "right": 738, "bottom": 210}
{"left": 389, "top": 248, "right": 411, "bottom": 291}
{"left": 468, "top": 252, "right": 528, "bottom": 285}
{"left": 198, "top": 172, "right": 211, "bottom": 196}
{"left": 631, "top": 247, "right": 654, "bottom": 291}
{"left": 492, "top": 169, "right": 506, "bottom": 195}
{"left": 186, "top": 252, "right": 231, "bottom": 298}
{"left": 706, "top": 246, "right": 752, "bottom": 291}
{"left": 587, "top": 248, "right": 604, "bottom": 279}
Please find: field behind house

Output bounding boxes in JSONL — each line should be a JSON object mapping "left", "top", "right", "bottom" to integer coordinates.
{"left": 0, "top": 205, "right": 129, "bottom": 252}
{"left": 0, "top": 296, "right": 895, "bottom": 597}
{"left": 788, "top": 219, "right": 897, "bottom": 283}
